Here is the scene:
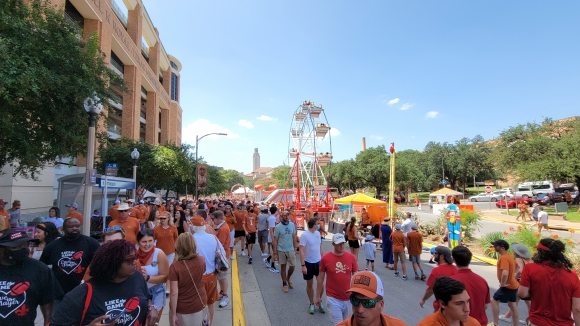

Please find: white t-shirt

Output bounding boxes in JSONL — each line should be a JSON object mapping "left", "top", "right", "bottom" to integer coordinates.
{"left": 192, "top": 232, "right": 226, "bottom": 274}
{"left": 267, "top": 214, "right": 277, "bottom": 242}
{"left": 299, "top": 230, "right": 322, "bottom": 263}
{"left": 402, "top": 218, "right": 413, "bottom": 236}
{"left": 363, "top": 241, "right": 376, "bottom": 261}
{"left": 538, "top": 211, "right": 549, "bottom": 224}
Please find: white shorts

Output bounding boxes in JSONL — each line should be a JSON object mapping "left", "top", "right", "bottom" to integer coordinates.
{"left": 230, "top": 230, "right": 235, "bottom": 247}
{"left": 326, "top": 296, "right": 351, "bottom": 324}
{"left": 166, "top": 253, "right": 175, "bottom": 266}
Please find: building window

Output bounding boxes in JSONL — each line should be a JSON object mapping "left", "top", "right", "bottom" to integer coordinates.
{"left": 111, "top": 52, "right": 124, "bottom": 74}
{"left": 170, "top": 61, "right": 178, "bottom": 70}
{"left": 171, "top": 73, "right": 178, "bottom": 101}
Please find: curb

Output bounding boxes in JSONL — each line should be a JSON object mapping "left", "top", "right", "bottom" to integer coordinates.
{"left": 480, "top": 215, "right": 580, "bottom": 232}
{"left": 422, "top": 242, "right": 497, "bottom": 266}
{"left": 231, "top": 252, "right": 246, "bottom": 326}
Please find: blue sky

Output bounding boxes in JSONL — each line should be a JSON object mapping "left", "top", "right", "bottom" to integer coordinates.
{"left": 139, "top": 0, "right": 580, "bottom": 174}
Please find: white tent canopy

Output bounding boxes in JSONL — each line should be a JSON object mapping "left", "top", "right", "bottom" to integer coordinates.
{"left": 232, "top": 187, "right": 255, "bottom": 194}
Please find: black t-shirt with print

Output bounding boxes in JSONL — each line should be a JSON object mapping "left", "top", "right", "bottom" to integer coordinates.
{"left": 0, "top": 258, "right": 55, "bottom": 326}
{"left": 39, "top": 235, "right": 100, "bottom": 294}
{"left": 51, "top": 272, "right": 150, "bottom": 326}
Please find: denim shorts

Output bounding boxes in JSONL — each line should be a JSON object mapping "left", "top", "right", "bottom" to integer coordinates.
{"left": 148, "top": 283, "right": 166, "bottom": 310}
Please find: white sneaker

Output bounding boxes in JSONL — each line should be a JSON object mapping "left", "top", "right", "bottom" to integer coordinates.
{"left": 230, "top": 255, "right": 234, "bottom": 260}
{"left": 241, "top": 251, "right": 247, "bottom": 257}
{"left": 263, "top": 258, "right": 270, "bottom": 268}
{"left": 261, "top": 253, "right": 268, "bottom": 257}
{"left": 219, "top": 295, "right": 230, "bottom": 308}
{"left": 499, "top": 314, "right": 510, "bottom": 322}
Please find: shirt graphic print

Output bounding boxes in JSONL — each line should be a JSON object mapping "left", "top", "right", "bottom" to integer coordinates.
{"left": 58, "top": 250, "right": 85, "bottom": 275}
{"left": 0, "top": 281, "right": 30, "bottom": 319}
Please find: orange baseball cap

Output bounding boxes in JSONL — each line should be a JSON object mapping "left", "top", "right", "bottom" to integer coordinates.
{"left": 345, "top": 271, "right": 384, "bottom": 298}
{"left": 191, "top": 216, "right": 205, "bottom": 226}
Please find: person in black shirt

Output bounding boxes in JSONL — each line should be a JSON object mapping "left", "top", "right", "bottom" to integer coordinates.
{"left": 0, "top": 229, "right": 56, "bottom": 326}
{"left": 51, "top": 239, "right": 160, "bottom": 326}
{"left": 40, "top": 218, "right": 100, "bottom": 294}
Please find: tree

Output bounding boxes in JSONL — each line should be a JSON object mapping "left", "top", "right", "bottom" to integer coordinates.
{"left": 0, "top": 0, "right": 122, "bottom": 177}
{"left": 220, "top": 169, "right": 245, "bottom": 191}
{"left": 254, "top": 177, "right": 279, "bottom": 189}
{"left": 271, "top": 166, "right": 293, "bottom": 188}
{"left": 354, "top": 146, "right": 390, "bottom": 196}
{"left": 328, "top": 159, "right": 363, "bottom": 194}
{"left": 200, "top": 165, "right": 228, "bottom": 195}
{"left": 395, "top": 149, "right": 428, "bottom": 191}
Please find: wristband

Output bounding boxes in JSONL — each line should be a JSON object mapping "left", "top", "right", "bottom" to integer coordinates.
{"left": 302, "top": 264, "right": 306, "bottom": 267}
{"left": 146, "top": 275, "right": 150, "bottom": 282}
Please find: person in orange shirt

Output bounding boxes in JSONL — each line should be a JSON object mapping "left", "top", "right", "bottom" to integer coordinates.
{"left": 130, "top": 200, "right": 146, "bottom": 229}
{"left": 154, "top": 211, "right": 178, "bottom": 295}
{"left": 390, "top": 224, "right": 407, "bottom": 280}
{"left": 224, "top": 205, "right": 236, "bottom": 257}
{"left": 107, "top": 203, "right": 140, "bottom": 244}
{"left": 417, "top": 276, "right": 480, "bottom": 326}
{"left": 246, "top": 207, "right": 258, "bottom": 264}
{"left": 0, "top": 199, "right": 10, "bottom": 231}
{"left": 314, "top": 212, "right": 326, "bottom": 239}
{"left": 361, "top": 208, "right": 371, "bottom": 229}
{"left": 108, "top": 200, "right": 120, "bottom": 221}
{"left": 64, "top": 202, "right": 83, "bottom": 224}
{"left": 336, "top": 271, "right": 408, "bottom": 326}
{"left": 490, "top": 239, "right": 520, "bottom": 326}
{"left": 233, "top": 203, "right": 248, "bottom": 257}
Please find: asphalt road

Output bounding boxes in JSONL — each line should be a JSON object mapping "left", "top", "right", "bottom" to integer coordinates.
{"left": 239, "top": 223, "right": 534, "bottom": 325}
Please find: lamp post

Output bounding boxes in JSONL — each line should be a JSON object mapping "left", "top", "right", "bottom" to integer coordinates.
{"left": 195, "top": 133, "right": 227, "bottom": 200}
{"left": 131, "top": 148, "right": 140, "bottom": 202}
{"left": 82, "top": 96, "right": 103, "bottom": 236}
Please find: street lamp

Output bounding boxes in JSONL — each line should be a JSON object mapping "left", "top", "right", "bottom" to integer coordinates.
{"left": 131, "top": 148, "right": 140, "bottom": 202}
{"left": 195, "top": 133, "right": 227, "bottom": 200}
{"left": 82, "top": 96, "right": 103, "bottom": 236}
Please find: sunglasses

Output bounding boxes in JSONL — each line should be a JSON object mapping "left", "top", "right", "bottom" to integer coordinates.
{"left": 105, "top": 226, "right": 123, "bottom": 232}
{"left": 139, "top": 229, "right": 154, "bottom": 236}
{"left": 124, "top": 254, "right": 137, "bottom": 264}
{"left": 350, "top": 294, "right": 380, "bottom": 308}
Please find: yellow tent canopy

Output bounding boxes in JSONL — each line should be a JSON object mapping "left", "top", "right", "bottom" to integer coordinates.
{"left": 429, "top": 188, "right": 463, "bottom": 196}
{"left": 334, "top": 193, "right": 387, "bottom": 206}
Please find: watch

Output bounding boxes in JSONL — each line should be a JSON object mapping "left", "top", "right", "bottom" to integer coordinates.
{"left": 145, "top": 275, "right": 150, "bottom": 282}
{"left": 302, "top": 264, "right": 306, "bottom": 267}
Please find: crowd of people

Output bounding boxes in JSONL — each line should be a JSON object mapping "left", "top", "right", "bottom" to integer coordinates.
{"left": 2, "top": 196, "right": 580, "bottom": 326}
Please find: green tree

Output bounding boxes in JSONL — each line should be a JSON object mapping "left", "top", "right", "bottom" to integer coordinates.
{"left": 220, "top": 169, "right": 245, "bottom": 191}
{"left": 271, "top": 166, "right": 293, "bottom": 188}
{"left": 200, "top": 165, "right": 228, "bottom": 195}
{"left": 0, "top": 0, "right": 122, "bottom": 177}
{"left": 328, "top": 159, "right": 363, "bottom": 194}
{"left": 395, "top": 149, "right": 427, "bottom": 191}
{"left": 354, "top": 146, "right": 390, "bottom": 196}
{"left": 254, "top": 177, "right": 279, "bottom": 189}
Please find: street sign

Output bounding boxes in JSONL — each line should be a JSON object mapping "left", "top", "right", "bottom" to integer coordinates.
{"left": 485, "top": 186, "right": 493, "bottom": 194}
{"left": 105, "top": 162, "right": 118, "bottom": 177}
{"left": 442, "top": 180, "right": 448, "bottom": 185}
{"left": 89, "top": 169, "right": 97, "bottom": 186}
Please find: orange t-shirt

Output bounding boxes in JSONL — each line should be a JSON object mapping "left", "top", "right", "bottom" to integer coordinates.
{"left": 497, "top": 253, "right": 519, "bottom": 290}
{"left": 108, "top": 217, "right": 140, "bottom": 244}
{"left": 216, "top": 223, "right": 231, "bottom": 258}
{"left": 154, "top": 225, "right": 178, "bottom": 255}
{"left": 337, "top": 313, "right": 408, "bottom": 326}
{"left": 65, "top": 211, "right": 83, "bottom": 224}
{"left": 129, "top": 207, "right": 145, "bottom": 224}
{"left": 347, "top": 224, "right": 358, "bottom": 241}
{"left": 158, "top": 205, "right": 166, "bottom": 212}
{"left": 305, "top": 208, "right": 313, "bottom": 219}
{"left": 361, "top": 212, "right": 370, "bottom": 225}
{"left": 0, "top": 209, "right": 9, "bottom": 231}
{"left": 225, "top": 212, "right": 235, "bottom": 231}
{"left": 246, "top": 214, "right": 257, "bottom": 233}
{"left": 233, "top": 210, "right": 247, "bottom": 231}
{"left": 108, "top": 204, "right": 120, "bottom": 221}
{"left": 417, "top": 309, "right": 479, "bottom": 326}
{"left": 406, "top": 231, "right": 423, "bottom": 256}
{"left": 390, "top": 231, "right": 406, "bottom": 253}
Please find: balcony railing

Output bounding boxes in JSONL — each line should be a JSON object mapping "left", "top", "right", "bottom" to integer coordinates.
{"left": 141, "top": 41, "right": 149, "bottom": 58}
{"left": 111, "top": 0, "right": 128, "bottom": 28}
{"left": 110, "top": 59, "right": 124, "bottom": 78}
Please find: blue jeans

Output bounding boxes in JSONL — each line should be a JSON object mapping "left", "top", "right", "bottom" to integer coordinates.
{"left": 148, "top": 283, "right": 166, "bottom": 311}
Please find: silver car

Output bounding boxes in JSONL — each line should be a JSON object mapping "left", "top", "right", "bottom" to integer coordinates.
{"left": 468, "top": 191, "right": 506, "bottom": 202}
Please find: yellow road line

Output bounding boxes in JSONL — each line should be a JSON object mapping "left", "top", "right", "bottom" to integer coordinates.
{"left": 231, "top": 251, "right": 246, "bottom": 326}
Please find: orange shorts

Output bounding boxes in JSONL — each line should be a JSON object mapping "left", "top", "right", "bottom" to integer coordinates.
{"left": 202, "top": 273, "right": 218, "bottom": 304}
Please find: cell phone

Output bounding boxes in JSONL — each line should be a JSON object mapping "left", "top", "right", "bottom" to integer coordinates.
{"left": 102, "top": 308, "right": 126, "bottom": 324}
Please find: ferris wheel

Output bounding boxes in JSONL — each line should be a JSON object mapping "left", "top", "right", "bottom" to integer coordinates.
{"left": 286, "top": 100, "right": 333, "bottom": 210}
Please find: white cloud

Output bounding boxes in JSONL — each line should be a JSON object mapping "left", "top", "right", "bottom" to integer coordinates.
{"left": 425, "top": 111, "right": 439, "bottom": 119}
{"left": 257, "top": 115, "right": 276, "bottom": 121}
{"left": 238, "top": 119, "right": 254, "bottom": 129}
{"left": 330, "top": 128, "right": 341, "bottom": 137}
{"left": 386, "top": 98, "right": 400, "bottom": 106}
{"left": 181, "top": 119, "right": 239, "bottom": 144}
{"left": 399, "top": 103, "right": 414, "bottom": 111}
{"left": 370, "top": 135, "right": 384, "bottom": 140}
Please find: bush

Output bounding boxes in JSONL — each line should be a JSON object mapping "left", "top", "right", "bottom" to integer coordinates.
{"left": 478, "top": 232, "right": 505, "bottom": 260}
{"left": 460, "top": 210, "right": 482, "bottom": 239}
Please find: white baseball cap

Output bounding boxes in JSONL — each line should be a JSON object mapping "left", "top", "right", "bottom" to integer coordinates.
{"left": 332, "top": 233, "right": 346, "bottom": 244}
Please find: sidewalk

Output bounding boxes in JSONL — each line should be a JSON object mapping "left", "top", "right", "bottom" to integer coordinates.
{"left": 479, "top": 209, "right": 580, "bottom": 232}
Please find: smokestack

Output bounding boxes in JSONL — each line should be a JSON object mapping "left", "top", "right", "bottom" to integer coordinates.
{"left": 362, "top": 137, "right": 366, "bottom": 151}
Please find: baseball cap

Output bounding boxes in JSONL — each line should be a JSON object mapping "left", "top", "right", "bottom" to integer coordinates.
{"left": 394, "top": 223, "right": 402, "bottom": 230}
{"left": 366, "top": 235, "right": 375, "bottom": 241}
{"left": 191, "top": 216, "right": 205, "bottom": 226}
{"left": 491, "top": 239, "right": 509, "bottom": 250}
{"left": 65, "top": 202, "right": 78, "bottom": 209}
{"left": 411, "top": 223, "right": 418, "bottom": 230}
{"left": 139, "top": 200, "right": 144, "bottom": 204}
{"left": 332, "top": 233, "right": 346, "bottom": 244}
{"left": 0, "top": 199, "right": 7, "bottom": 205}
{"left": 434, "top": 246, "right": 453, "bottom": 264}
{"left": 114, "top": 200, "right": 120, "bottom": 204}
{"left": 0, "top": 229, "right": 39, "bottom": 247}
{"left": 345, "top": 271, "right": 384, "bottom": 298}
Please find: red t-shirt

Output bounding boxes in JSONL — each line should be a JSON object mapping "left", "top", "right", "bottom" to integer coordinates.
{"left": 450, "top": 269, "right": 490, "bottom": 326}
{"left": 427, "top": 264, "right": 458, "bottom": 310}
{"left": 520, "top": 263, "right": 580, "bottom": 326}
{"left": 320, "top": 251, "right": 358, "bottom": 301}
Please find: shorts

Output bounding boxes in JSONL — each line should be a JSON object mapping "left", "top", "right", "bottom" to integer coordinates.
{"left": 366, "top": 259, "right": 374, "bottom": 263}
{"left": 246, "top": 232, "right": 256, "bottom": 244}
{"left": 234, "top": 230, "right": 246, "bottom": 238}
{"left": 539, "top": 223, "right": 549, "bottom": 230}
{"left": 302, "top": 261, "right": 320, "bottom": 281}
{"left": 348, "top": 240, "right": 360, "bottom": 249}
{"left": 393, "top": 251, "right": 406, "bottom": 263}
{"left": 202, "top": 273, "right": 219, "bottom": 304}
{"left": 493, "top": 287, "right": 518, "bottom": 303}
{"left": 326, "top": 296, "right": 351, "bottom": 325}
{"left": 217, "top": 269, "right": 229, "bottom": 280}
{"left": 148, "top": 283, "right": 166, "bottom": 311}
{"left": 278, "top": 250, "right": 296, "bottom": 266}
{"left": 409, "top": 255, "right": 421, "bottom": 263}
{"left": 258, "top": 230, "right": 269, "bottom": 244}
{"left": 230, "top": 230, "right": 235, "bottom": 247}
